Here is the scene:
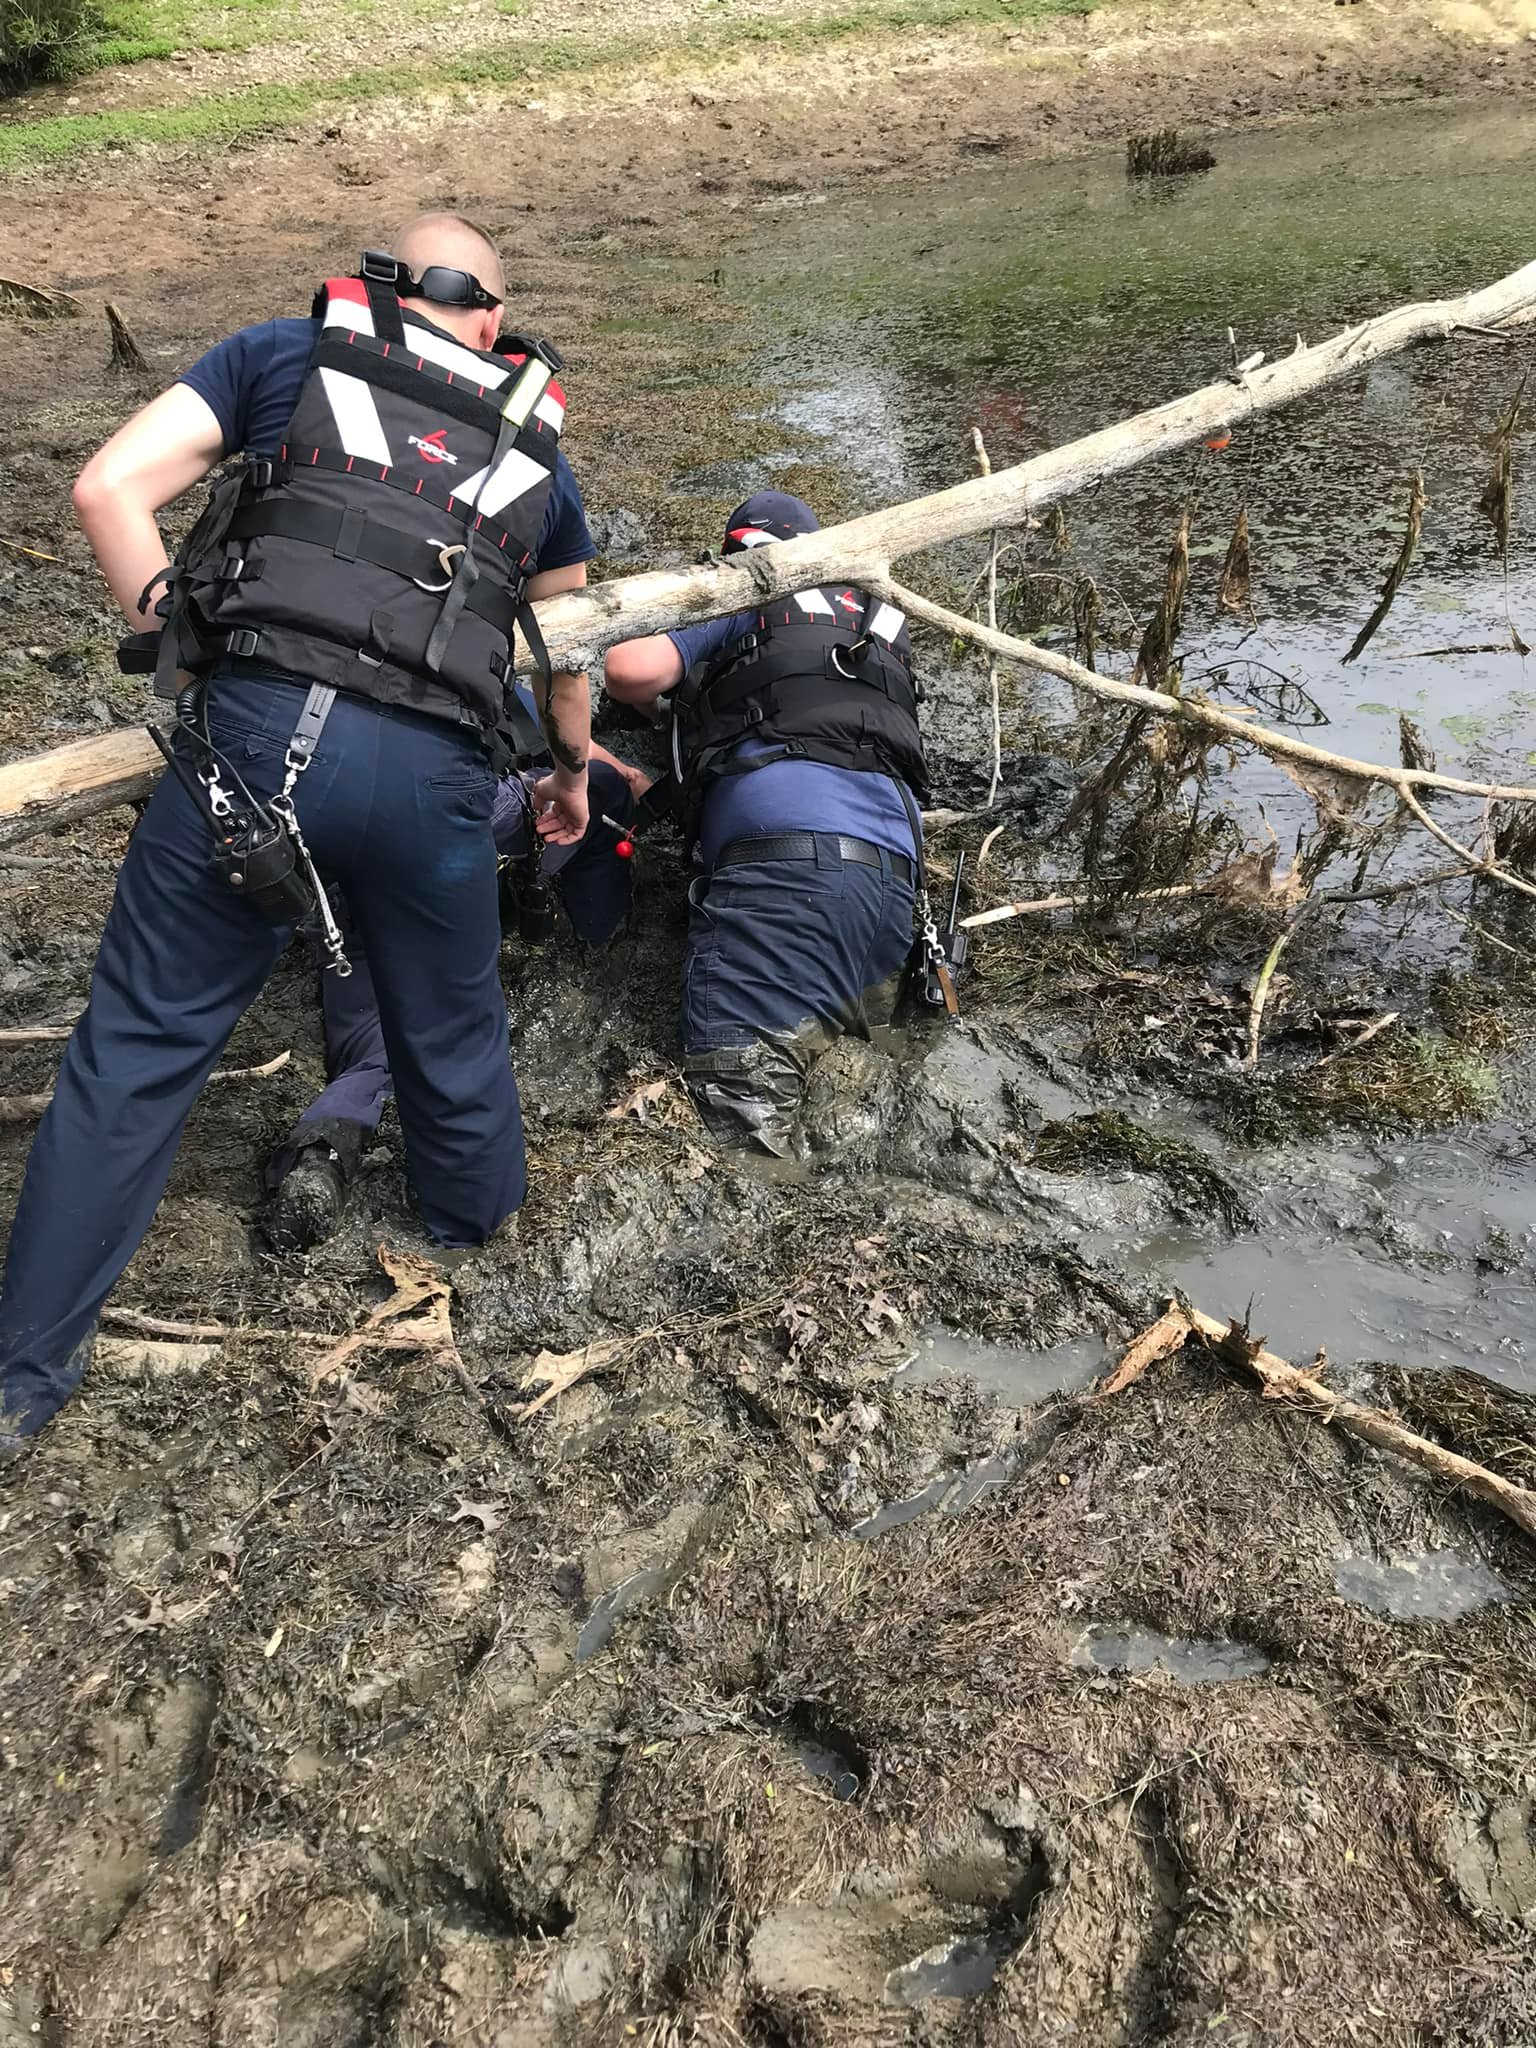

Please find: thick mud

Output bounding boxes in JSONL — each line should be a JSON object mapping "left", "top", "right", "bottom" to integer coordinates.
{"left": 5, "top": 13, "right": 1536, "bottom": 2044}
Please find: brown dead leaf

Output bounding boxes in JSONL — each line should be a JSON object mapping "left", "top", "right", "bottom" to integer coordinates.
{"left": 1098, "top": 1306, "right": 1192, "bottom": 1398}
{"left": 679, "top": 1143, "right": 712, "bottom": 1180}
{"left": 449, "top": 1498, "right": 504, "bottom": 1536}
{"left": 310, "top": 1245, "right": 462, "bottom": 1388}
{"left": 119, "top": 1593, "right": 213, "bottom": 1636}
{"left": 858, "top": 1291, "right": 905, "bottom": 1337}
{"left": 515, "top": 1336, "right": 629, "bottom": 1420}
{"left": 607, "top": 1076, "right": 671, "bottom": 1121}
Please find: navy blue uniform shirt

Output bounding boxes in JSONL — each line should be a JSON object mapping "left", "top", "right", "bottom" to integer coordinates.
{"left": 668, "top": 612, "right": 919, "bottom": 869}
{"left": 180, "top": 316, "right": 595, "bottom": 573}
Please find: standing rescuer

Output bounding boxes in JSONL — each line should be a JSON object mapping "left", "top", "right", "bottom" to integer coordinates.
{"left": 0, "top": 213, "right": 594, "bottom": 1452}
{"left": 603, "top": 491, "right": 929, "bottom": 1152}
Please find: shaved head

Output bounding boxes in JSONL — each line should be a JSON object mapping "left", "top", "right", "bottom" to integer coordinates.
{"left": 392, "top": 211, "right": 505, "bottom": 317}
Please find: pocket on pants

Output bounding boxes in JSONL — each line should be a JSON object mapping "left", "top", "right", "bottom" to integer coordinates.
{"left": 427, "top": 749, "right": 495, "bottom": 792}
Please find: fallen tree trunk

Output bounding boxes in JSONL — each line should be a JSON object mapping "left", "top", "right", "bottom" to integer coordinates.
{"left": 0, "top": 727, "right": 161, "bottom": 849}
{"left": 5, "top": 259, "right": 1535, "bottom": 847}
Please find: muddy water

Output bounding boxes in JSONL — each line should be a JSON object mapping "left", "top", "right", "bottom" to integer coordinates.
{"left": 1072, "top": 1623, "right": 1272, "bottom": 1684}
{"left": 718, "top": 100, "right": 1536, "bottom": 818}
{"left": 1335, "top": 1547, "right": 1512, "bottom": 1622}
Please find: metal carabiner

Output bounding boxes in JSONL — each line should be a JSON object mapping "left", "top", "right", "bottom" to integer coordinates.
{"left": 414, "top": 540, "right": 466, "bottom": 594}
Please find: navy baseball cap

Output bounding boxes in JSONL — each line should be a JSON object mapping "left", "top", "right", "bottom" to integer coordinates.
{"left": 722, "top": 491, "right": 821, "bottom": 552}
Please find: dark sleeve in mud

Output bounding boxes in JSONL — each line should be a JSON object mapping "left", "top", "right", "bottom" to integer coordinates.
{"left": 535, "top": 453, "right": 597, "bottom": 575}
{"left": 177, "top": 317, "right": 319, "bottom": 457}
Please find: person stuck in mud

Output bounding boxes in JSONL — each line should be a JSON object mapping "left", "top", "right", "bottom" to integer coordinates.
{"left": 0, "top": 213, "right": 595, "bottom": 1452}
{"left": 604, "top": 492, "right": 928, "bottom": 1152}
{"left": 266, "top": 700, "right": 651, "bottom": 1251}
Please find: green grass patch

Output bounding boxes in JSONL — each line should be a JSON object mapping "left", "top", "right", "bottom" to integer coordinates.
{"left": 0, "top": 0, "right": 1104, "bottom": 169}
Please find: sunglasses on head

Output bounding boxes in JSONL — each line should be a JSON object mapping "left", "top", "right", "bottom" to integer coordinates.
{"left": 360, "top": 248, "right": 501, "bottom": 312}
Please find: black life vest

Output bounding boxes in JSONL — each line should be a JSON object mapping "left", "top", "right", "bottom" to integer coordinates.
{"left": 140, "top": 273, "right": 566, "bottom": 736}
{"left": 668, "top": 586, "right": 928, "bottom": 845}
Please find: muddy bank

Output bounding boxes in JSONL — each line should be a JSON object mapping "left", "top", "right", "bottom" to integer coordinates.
{"left": 2, "top": 970, "right": 1536, "bottom": 2042}
{"left": 1, "top": 1133, "right": 1534, "bottom": 2043}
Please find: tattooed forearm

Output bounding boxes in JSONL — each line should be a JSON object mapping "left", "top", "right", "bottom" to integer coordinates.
{"left": 535, "top": 668, "right": 591, "bottom": 778}
{"left": 547, "top": 730, "right": 588, "bottom": 774}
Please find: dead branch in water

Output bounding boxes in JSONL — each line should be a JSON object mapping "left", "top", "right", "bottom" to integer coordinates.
{"left": 1316, "top": 1011, "right": 1400, "bottom": 1067}
{"left": 1480, "top": 371, "right": 1526, "bottom": 559}
{"left": 870, "top": 578, "right": 1536, "bottom": 905}
{"left": 1104, "top": 1303, "right": 1536, "bottom": 1545}
{"left": 1131, "top": 504, "right": 1190, "bottom": 691}
{"left": 971, "top": 426, "right": 1004, "bottom": 809}
{"left": 1218, "top": 503, "right": 1254, "bottom": 621}
{"left": 1343, "top": 471, "right": 1426, "bottom": 666}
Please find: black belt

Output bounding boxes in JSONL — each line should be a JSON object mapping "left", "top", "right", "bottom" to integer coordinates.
{"left": 221, "top": 659, "right": 484, "bottom": 736}
{"left": 714, "top": 832, "right": 913, "bottom": 884}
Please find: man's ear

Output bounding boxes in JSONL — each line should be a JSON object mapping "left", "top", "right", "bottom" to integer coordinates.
{"left": 479, "top": 308, "right": 502, "bottom": 353}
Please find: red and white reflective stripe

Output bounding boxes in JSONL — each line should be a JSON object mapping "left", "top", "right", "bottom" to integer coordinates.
{"left": 318, "top": 368, "right": 392, "bottom": 466}
{"left": 450, "top": 447, "right": 548, "bottom": 521}
{"left": 319, "top": 276, "right": 373, "bottom": 333}
{"left": 404, "top": 320, "right": 512, "bottom": 388}
{"left": 793, "top": 588, "right": 836, "bottom": 619}
{"left": 533, "top": 388, "right": 565, "bottom": 432}
{"left": 728, "top": 527, "right": 777, "bottom": 549}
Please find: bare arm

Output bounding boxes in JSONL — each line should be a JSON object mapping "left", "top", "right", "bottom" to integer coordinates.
{"left": 525, "top": 561, "right": 592, "bottom": 845}
{"left": 73, "top": 384, "right": 227, "bottom": 628}
{"left": 603, "top": 632, "right": 683, "bottom": 713}
{"left": 524, "top": 561, "right": 592, "bottom": 781}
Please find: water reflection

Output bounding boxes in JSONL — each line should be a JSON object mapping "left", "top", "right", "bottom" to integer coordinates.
{"left": 721, "top": 103, "right": 1536, "bottom": 821}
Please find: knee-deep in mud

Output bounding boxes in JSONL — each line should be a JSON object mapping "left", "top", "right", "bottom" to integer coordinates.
{"left": 5, "top": 29, "right": 1536, "bottom": 2047}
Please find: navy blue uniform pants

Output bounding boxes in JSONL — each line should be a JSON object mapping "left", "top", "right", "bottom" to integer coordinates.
{"left": 681, "top": 836, "right": 914, "bottom": 1151}
{"left": 290, "top": 761, "right": 633, "bottom": 1142}
{"left": 0, "top": 674, "right": 524, "bottom": 1436}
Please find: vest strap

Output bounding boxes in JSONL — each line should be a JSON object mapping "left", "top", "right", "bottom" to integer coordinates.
{"left": 358, "top": 263, "right": 407, "bottom": 345}
{"left": 225, "top": 499, "right": 520, "bottom": 638}
{"left": 262, "top": 448, "right": 532, "bottom": 565}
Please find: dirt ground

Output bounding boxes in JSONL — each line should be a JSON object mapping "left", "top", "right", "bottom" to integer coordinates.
{"left": 4, "top": 1, "right": 1536, "bottom": 2041}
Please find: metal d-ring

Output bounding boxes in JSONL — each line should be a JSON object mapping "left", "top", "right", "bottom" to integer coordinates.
{"left": 830, "top": 637, "right": 871, "bottom": 681}
{"left": 414, "top": 540, "right": 465, "bottom": 594}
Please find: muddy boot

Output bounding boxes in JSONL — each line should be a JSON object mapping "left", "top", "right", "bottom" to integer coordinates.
{"left": 266, "top": 1118, "right": 369, "bottom": 1253}
{"left": 683, "top": 1033, "right": 823, "bottom": 1156}
{"left": 1, "top": 1325, "right": 97, "bottom": 1460}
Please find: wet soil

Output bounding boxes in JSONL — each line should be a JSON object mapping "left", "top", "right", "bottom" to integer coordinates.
{"left": 5, "top": 5, "right": 1536, "bottom": 2042}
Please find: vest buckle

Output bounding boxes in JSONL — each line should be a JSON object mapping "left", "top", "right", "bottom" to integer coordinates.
{"left": 246, "top": 459, "right": 275, "bottom": 491}
{"left": 224, "top": 629, "right": 260, "bottom": 659}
